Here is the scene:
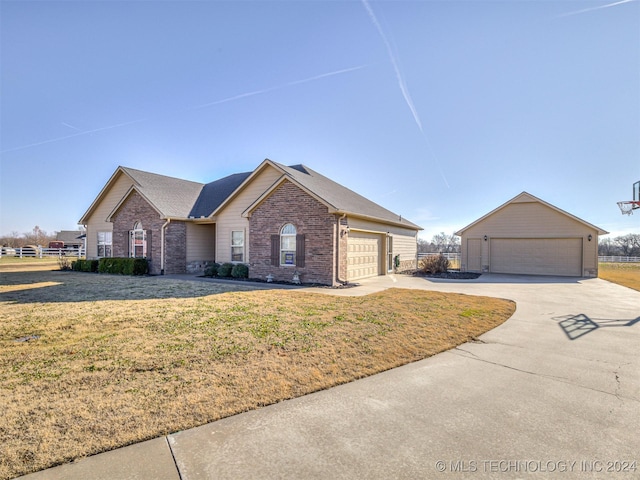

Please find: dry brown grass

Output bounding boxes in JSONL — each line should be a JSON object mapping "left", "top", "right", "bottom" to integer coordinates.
{"left": 599, "top": 262, "right": 640, "bottom": 291}
{"left": 0, "top": 264, "right": 514, "bottom": 479}
{"left": 0, "top": 257, "right": 60, "bottom": 272}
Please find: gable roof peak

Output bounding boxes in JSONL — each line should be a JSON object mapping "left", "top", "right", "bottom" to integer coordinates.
{"left": 455, "top": 191, "right": 608, "bottom": 235}
{"left": 248, "top": 160, "right": 421, "bottom": 230}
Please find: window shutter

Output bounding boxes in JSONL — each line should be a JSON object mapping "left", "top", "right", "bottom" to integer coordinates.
{"left": 296, "top": 234, "right": 305, "bottom": 267}
{"left": 128, "top": 231, "right": 133, "bottom": 258}
{"left": 271, "top": 235, "right": 279, "bottom": 266}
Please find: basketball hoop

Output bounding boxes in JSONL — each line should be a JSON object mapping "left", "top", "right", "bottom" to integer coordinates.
{"left": 617, "top": 201, "right": 640, "bottom": 215}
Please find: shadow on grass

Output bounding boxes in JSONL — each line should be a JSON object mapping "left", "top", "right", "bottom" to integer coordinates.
{"left": 553, "top": 313, "right": 640, "bottom": 340}
{"left": 0, "top": 270, "right": 273, "bottom": 304}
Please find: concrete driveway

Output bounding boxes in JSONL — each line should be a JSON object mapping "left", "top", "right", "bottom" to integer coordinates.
{"left": 19, "top": 275, "right": 640, "bottom": 479}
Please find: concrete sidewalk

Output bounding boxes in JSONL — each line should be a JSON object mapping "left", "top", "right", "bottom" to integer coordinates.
{"left": 18, "top": 275, "right": 640, "bottom": 479}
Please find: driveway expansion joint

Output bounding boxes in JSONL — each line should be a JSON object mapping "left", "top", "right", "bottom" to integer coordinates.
{"left": 165, "top": 436, "right": 183, "bottom": 480}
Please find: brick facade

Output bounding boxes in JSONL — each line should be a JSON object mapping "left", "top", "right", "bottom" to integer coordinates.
{"left": 249, "top": 180, "right": 338, "bottom": 285}
{"left": 164, "top": 221, "right": 187, "bottom": 274}
{"left": 111, "top": 191, "right": 186, "bottom": 275}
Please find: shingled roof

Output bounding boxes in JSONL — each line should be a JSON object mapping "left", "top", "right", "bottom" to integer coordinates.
{"left": 55, "top": 230, "right": 84, "bottom": 244}
{"left": 83, "top": 161, "right": 420, "bottom": 230}
{"left": 189, "top": 172, "right": 251, "bottom": 218}
{"left": 120, "top": 167, "right": 204, "bottom": 218}
{"left": 263, "top": 161, "right": 421, "bottom": 230}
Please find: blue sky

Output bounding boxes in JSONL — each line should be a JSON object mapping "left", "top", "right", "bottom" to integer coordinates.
{"left": 1, "top": 0, "right": 638, "bottom": 241}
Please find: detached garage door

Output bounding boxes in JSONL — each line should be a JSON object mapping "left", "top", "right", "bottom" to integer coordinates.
{"left": 490, "top": 238, "right": 582, "bottom": 276}
{"left": 347, "top": 232, "right": 381, "bottom": 281}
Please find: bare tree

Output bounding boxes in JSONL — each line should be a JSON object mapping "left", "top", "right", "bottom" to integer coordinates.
{"left": 0, "top": 231, "right": 21, "bottom": 247}
{"left": 21, "top": 226, "right": 55, "bottom": 247}
{"left": 417, "top": 238, "right": 431, "bottom": 253}
{"left": 598, "top": 237, "right": 616, "bottom": 256}
{"left": 431, "top": 232, "right": 460, "bottom": 253}
{"left": 614, "top": 234, "right": 640, "bottom": 256}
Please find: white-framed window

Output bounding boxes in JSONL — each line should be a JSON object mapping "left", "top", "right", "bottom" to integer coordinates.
{"left": 97, "top": 231, "right": 112, "bottom": 258}
{"left": 129, "top": 222, "right": 147, "bottom": 258}
{"left": 280, "top": 223, "right": 297, "bottom": 266}
{"left": 231, "top": 230, "right": 244, "bottom": 262}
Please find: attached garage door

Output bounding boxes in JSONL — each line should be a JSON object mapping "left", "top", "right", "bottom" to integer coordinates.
{"left": 347, "top": 232, "right": 381, "bottom": 281}
{"left": 490, "top": 238, "right": 582, "bottom": 276}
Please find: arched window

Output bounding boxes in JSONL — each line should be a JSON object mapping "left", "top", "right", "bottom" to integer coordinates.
{"left": 130, "top": 221, "right": 147, "bottom": 258}
{"left": 280, "top": 223, "right": 297, "bottom": 266}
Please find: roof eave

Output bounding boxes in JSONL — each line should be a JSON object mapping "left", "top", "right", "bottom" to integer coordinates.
{"left": 337, "top": 211, "right": 422, "bottom": 231}
{"left": 79, "top": 166, "right": 134, "bottom": 224}
{"left": 455, "top": 191, "right": 608, "bottom": 236}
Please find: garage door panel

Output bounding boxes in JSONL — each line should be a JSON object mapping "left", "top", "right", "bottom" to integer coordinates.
{"left": 490, "top": 238, "right": 582, "bottom": 276}
{"left": 347, "top": 233, "right": 381, "bottom": 281}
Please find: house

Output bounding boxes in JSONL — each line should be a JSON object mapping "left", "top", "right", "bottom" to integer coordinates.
{"left": 54, "top": 231, "right": 85, "bottom": 249}
{"left": 455, "top": 192, "right": 607, "bottom": 277}
{"left": 78, "top": 159, "right": 422, "bottom": 285}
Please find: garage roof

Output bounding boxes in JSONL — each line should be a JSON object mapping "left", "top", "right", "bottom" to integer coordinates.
{"left": 454, "top": 192, "right": 608, "bottom": 236}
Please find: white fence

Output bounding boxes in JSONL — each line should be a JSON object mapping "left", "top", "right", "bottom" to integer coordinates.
{"left": 598, "top": 256, "right": 640, "bottom": 263}
{"left": 418, "top": 252, "right": 461, "bottom": 262}
{"left": 418, "top": 254, "right": 639, "bottom": 263}
{"left": 0, "top": 247, "right": 85, "bottom": 258}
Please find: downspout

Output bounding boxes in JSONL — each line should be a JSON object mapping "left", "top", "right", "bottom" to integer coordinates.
{"left": 336, "top": 213, "right": 347, "bottom": 284}
{"left": 161, "top": 218, "right": 171, "bottom": 275}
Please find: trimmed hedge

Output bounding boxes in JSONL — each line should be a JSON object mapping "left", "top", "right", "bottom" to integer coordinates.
{"left": 204, "top": 262, "right": 220, "bottom": 277}
{"left": 217, "top": 262, "right": 234, "bottom": 277}
{"left": 98, "top": 257, "right": 149, "bottom": 275}
{"left": 72, "top": 259, "right": 99, "bottom": 272}
{"left": 231, "top": 263, "right": 249, "bottom": 278}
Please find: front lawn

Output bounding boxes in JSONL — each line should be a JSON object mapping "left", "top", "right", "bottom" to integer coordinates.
{"left": 0, "top": 257, "right": 61, "bottom": 271}
{"left": 0, "top": 268, "right": 514, "bottom": 479}
{"left": 599, "top": 262, "right": 640, "bottom": 291}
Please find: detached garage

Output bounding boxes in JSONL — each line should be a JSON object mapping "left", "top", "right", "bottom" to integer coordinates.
{"left": 456, "top": 192, "right": 607, "bottom": 277}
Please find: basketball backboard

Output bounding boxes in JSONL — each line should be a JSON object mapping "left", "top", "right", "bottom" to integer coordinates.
{"left": 618, "top": 180, "right": 640, "bottom": 215}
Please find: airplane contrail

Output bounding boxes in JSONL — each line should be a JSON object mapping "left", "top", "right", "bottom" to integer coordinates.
{"left": 191, "top": 65, "right": 369, "bottom": 109}
{"left": 361, "top": 0, "right": 449, "bottom": 188}
{"left": 1, "top": 118, "right": 146, "bottom": 154}
{"left": 361, "top": 0, "right": 423, "bottom": 133}
{"left": 61, "top": 122, "right": 82, "bottom": 131}
{"left": 556, "top": 0, "right": 635, "bottom": 18}
{"left": 3, "top": 66, "right": 366, "bottom": 154}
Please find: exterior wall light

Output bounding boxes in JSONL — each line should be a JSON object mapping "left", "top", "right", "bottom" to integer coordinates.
{"left": 588, "top": 234, "right": 592, "bottom": 242}
{"left": 484, "top": 235, "right": 488, "bottom": 241}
